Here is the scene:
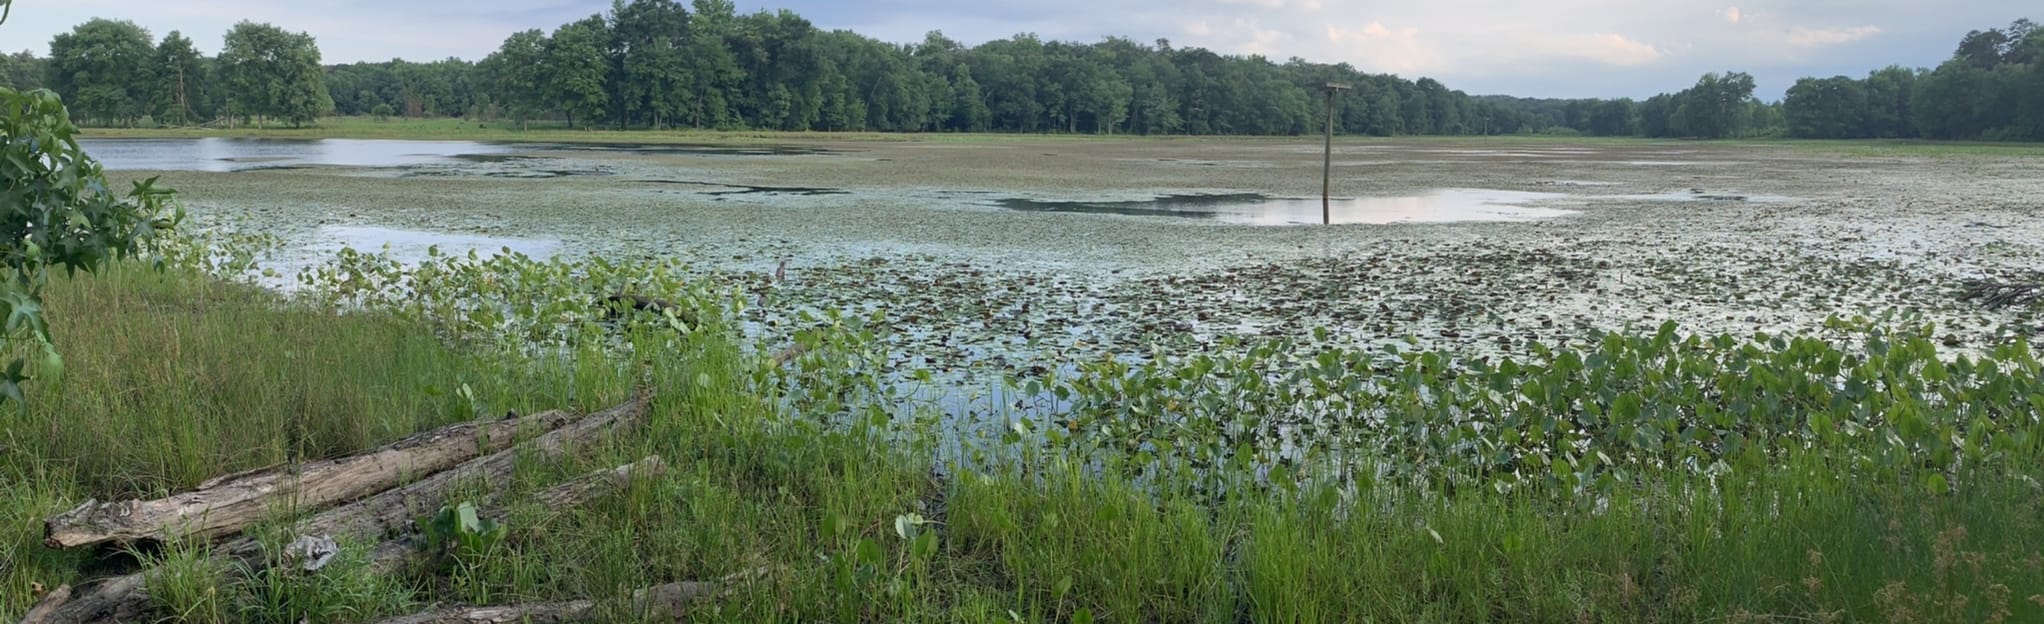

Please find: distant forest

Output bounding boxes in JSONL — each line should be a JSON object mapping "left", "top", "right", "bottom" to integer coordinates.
{"left": 2, "top": 2, "right": 2038, "bottom": 141}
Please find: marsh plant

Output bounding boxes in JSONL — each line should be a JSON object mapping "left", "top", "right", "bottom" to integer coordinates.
{"left": 34, "top": 227, "right": 2033, "bottom": 622}
{"left": 255, "top": 236, "right": 2044, "bottom": 501}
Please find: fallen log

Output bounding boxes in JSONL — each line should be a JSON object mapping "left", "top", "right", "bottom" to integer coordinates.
{"left": 45, "top": 409, "right": 581, "bottom": 550}
{"left": 217, "top": 392, "right": 651, "bottom": 563}
{"left": 374, "top": 580, "right": 727, "bottom": 624}
{"left": 20, "top": 454, "right": 659, "bottom": 624}
{"left": 14, "top": 574, "right": 145, "bottom": 624}
{"left": 20, "top": 394, "right": 651, "bottom": 624}
{"left": 16, "top": 586, "right": 72, "bottom": 624}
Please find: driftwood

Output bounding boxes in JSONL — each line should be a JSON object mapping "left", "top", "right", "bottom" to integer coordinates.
{"left": 44, "top": 409, "right": 581, "bottom": 550}
{"left": 19, "top": 395, "right": 652, "bottom": 624}
{"left": 218, "top": 393, "right": 650, "bottom": 563}
{"left": 375, "top": 579, "right": 735, "bottom": 624}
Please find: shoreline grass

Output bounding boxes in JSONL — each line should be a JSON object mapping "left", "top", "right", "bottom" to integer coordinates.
{"left": 4, "top": 260, "right": 2043, "bottom": 622}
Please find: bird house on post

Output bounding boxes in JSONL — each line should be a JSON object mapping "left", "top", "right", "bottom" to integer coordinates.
{"left": 1320, "top": 83, "right": 1352, "bottom": 225}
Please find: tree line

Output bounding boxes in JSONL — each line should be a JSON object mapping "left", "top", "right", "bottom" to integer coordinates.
{"left": 0, "top": 0, "right": 1533, "bottom": 136}
{"left": 1487, "top": 18, "right": 2041, "bottom": 141}
{"left": 2, "top": 5, "right": 2037, "bottom": 141}
{"left": 372, "top": 0, "right": 1526, "bottom": 136}
{"left": 1782, "top": 19, "right": 2042, "bottom": 140}
{"left": 8, "top": 18, "right": 332, "bottom": 127}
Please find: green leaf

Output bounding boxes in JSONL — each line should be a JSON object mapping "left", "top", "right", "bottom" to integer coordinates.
{"left": 855, "top": 538, "right": 882, "bottom": 567}
{"left": 456, "top": 502, "right": 483, "bottom": 534}
{"left": 1923, "top": 473, "right": 1949, "bottom": 496}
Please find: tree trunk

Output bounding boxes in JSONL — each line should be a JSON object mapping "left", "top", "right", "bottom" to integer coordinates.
{"left": 45, "top": 410, "right": 581, "bottom": 550}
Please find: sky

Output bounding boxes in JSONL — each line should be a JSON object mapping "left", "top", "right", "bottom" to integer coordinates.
{"left": 0, "top": 0, "right": 2030, "bottom": 100}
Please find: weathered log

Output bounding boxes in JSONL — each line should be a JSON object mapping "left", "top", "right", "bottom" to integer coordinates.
{"left": 18, "top": 453, "right": 659, "bottom": 624}
{"left": 374, "top": 581, "right": 725, "bottom": 624}
{"left": 14, "top": 574, "right": 146, "bottom": 624}
{"left": 45, "top": 409, "right": 581, "bottom": 550}
{"left": 216, "top": 392, "right": 650, "bottom": 562}
{"left": 16, "top": 586, "right": 73, "bottom": 624}
{"left": 20, "top": 395, "right": 651, "bottom": 624}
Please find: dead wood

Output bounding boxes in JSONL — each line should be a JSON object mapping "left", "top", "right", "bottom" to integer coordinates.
{"left": 20, "top": 394, "right": 651, "bottom": 624}
{"left": 1959, "top": 278, "right": 2044, "bottom": 310}
{"left": 44, "top": 409, "right": 580, "bottom": 550}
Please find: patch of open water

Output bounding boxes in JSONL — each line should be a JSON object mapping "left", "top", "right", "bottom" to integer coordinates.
{"left": 83, "top": 138, "right": 513, "bottom": 172}
{"left": 261, "top": 225, "right": 561, "bottom": 290}
{"left": 996, "top": 189, "right": 1577, "bottom": 225}
{"left": 85, "top": 138, "right": 838, "bottom": 172}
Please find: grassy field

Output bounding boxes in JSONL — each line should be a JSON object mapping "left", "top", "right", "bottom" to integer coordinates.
{"left": 3, "top": 248, "right": 2043, "bottom": 622}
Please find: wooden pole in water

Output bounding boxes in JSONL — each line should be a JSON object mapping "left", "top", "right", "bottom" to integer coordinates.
{"left": 1321, "top": 82, "right": 1351, "bottom": 225}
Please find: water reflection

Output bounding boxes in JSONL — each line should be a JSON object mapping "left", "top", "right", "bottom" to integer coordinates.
{"left": 80, "top": 138, "right": 510, "bottom": 172}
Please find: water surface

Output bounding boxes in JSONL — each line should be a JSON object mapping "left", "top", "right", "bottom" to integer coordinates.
{"left": 998, "top": 189, "right": 1576, "bottom": 225}
{"left": 264, "top": 225, "right": 560, "bottom": 290}
{"left": 81, "top": 138, "right": 512, "bottom": 172}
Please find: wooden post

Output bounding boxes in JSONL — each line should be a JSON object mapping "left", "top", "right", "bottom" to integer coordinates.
{"left": 1321, "top": 82, "right": 1351, "bottom": 225}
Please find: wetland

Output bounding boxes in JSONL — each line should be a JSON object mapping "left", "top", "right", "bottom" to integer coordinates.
{"left": 112, "top": 135, "right": 2044, "bottom": 380}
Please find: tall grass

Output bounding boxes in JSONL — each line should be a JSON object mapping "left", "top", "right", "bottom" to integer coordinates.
{"left": 5, "top": 259, "right": 2043, "bottom": 622}
{"left": 0, "top": 264, "right": 588, "bottom": 618}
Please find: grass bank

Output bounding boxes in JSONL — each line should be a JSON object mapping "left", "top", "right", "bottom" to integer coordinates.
{"left": 3, "top": 260, "right": 2042, "bottom": 622}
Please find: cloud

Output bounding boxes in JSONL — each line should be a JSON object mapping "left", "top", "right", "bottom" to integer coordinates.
{"left": 1323, "top": 21, "right": 1437, "bottom": 73}
{"left": 1785, "top": 25, "right": 1882, "bottom": 47}
{"left": 1566, "top": 33, "right": 1665, "bottom": 66}
{"left": 1723, "top": 7, "right": 1742, "bottom": 24}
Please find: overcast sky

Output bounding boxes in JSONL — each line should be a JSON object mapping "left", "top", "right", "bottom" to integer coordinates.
{"left": 2, "top": 0, "right": 2029, "bottom": 99}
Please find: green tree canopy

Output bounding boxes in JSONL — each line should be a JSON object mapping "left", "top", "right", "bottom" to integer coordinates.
{"left": 220, "top": 21, "right": 332, "bottom": 127}
{"left": 46, "top": 18, "right": 153, "bottom": 126}
{"left": 147, "top": 31, "right": 207, "bottom": 125}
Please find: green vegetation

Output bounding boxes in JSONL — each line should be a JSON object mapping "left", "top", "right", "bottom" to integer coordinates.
{"left": 1550, "top": 19, "right": 2043, "bottom": 141}
{"left": 1, "top": 72, "right": 177, "bottom": 404}
{"left": 3, "top": 228, "right": 2042, "bottom": 622}
{"left": 218, "top": 21, "right": 331, "bottom": 128}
